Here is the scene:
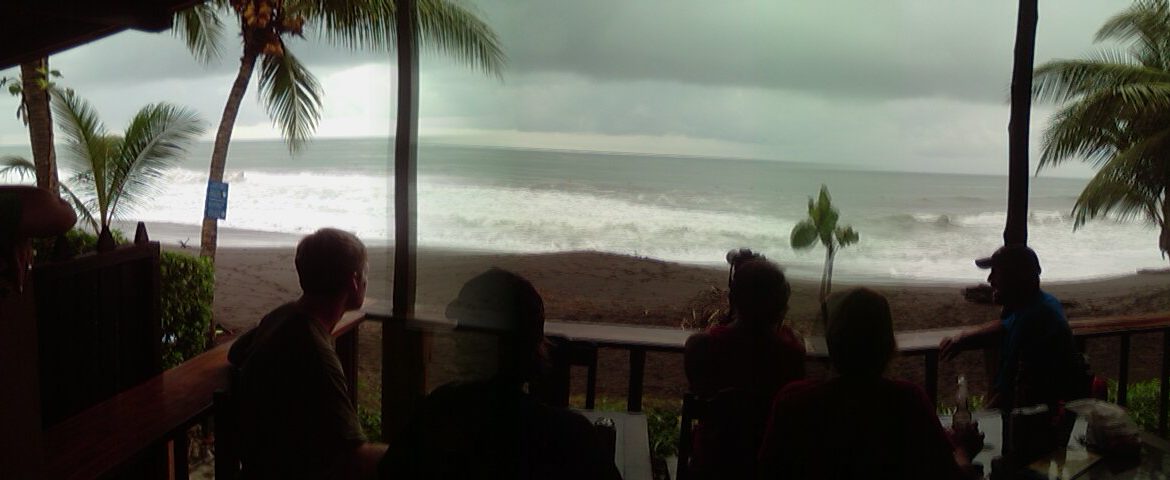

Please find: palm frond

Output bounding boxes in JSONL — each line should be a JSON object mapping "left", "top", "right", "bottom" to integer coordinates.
{"left": 52, "top": 90, "right": 119, "bottom": 224}
{"left": 1033, "top": 56, "right": 1170, "bottom": 104}
{"left": 175, "top": 2, "right": 227, "bottom": 64}
{"left": 1072, "top": 159, "right": 1163, "bottom": 228}
{"left": 258, "top": 48, "right": 322, "bottom": 152}
{"left": 306, "top": 0, "right": 506, "bottom": 77}
{"left": 416, "top": 0, "right": 506, "bottom": 77}
{"left": 0, "top": 155, "right": 35, "bottom": 181}
{"left": 58, "top": 180, "right": 100, "bottom": 233}
{"left": 109, "top": 104, "right": 205, "bottom": 219}
{"left": 1096, "top": 0, "right": 1170, "bottom": 68}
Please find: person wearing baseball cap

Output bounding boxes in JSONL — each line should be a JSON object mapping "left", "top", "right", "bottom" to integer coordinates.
{"left": 940, "top": 244, "right": 1088, "bottom": 410}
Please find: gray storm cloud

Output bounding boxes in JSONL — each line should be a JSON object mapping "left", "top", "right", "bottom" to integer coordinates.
{"left": 0, "top": 1, "right": 1134, "bottom": 177}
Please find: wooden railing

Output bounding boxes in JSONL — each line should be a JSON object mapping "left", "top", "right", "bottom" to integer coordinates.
{"left": 370, "top": 310, "right": 1170, "bottom": 438}
{"left": 36, "top": 308, "right": 1170, "bottom": 478}
{"left": 40, "top": 310, "right": 367, "bottom": 480}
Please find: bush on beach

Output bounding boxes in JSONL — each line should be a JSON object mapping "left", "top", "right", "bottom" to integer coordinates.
{"left": 34, "top": 228, "right": 214, "bottom": 369}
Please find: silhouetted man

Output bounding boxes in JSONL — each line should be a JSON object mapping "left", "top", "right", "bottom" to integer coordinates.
{"left": 939, "top": 244, "right": 1087, "bottom": 411}
{"left": 228, "top": 228, "right": 385, "bottom": 479}
{"left": 380, "top": 268, "right": 620, "bottom": 480}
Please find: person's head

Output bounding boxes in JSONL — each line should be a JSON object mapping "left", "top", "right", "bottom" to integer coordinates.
{"left": 825, "top": 288, "right": 896, "bottom": 378}
{"left": 976, "top": 244, "right": 1041, "bottom": 305}
{"left": 728, "top": 256, "right": 791, "bottom": 326}
{"left": 446, "top": 268, "right": 547, "bottom": 385}
{"left": 295, "top": 228, "right": 367, "bottom": 310}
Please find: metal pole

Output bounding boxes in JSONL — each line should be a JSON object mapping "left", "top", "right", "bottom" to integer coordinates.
{"left": 1004, "top": 0, "right": 1037, "bottom": 245}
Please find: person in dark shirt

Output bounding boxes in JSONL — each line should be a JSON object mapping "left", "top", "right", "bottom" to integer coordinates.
{"left": 683, "top": 251, "right": 805, "bottom": 479}
{"left": 379, "top": 268, "right": 621, "bottom": 480}
{"left": 228, "top": 228, "right": 385, "bottom": 479}
{"left": 758, "top": 288, "right": 970, "bottom": 480}
{"left": 939, "top": 244, "right": 1088, "bottom": 411}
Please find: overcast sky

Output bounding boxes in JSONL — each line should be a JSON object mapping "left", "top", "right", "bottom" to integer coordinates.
{"left": 0, "top": 1, "right": 1136, "bottom": 176}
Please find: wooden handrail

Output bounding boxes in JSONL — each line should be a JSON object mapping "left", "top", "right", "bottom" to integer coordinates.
{"left": 43, "top": 308, "right": 370, "bottom": 480}
{"left": 369, "top": 309, "right": 1170, "bottom": 421}
{"left": 364, "top": 310, "right": 1170, "bottom": 355}
{"left": 43, "top": 342, "right": 233, "bottom": 480}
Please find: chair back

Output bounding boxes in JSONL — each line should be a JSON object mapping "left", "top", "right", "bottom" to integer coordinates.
{"left": 532, "top": 335, "right": 599, "bottom": 409}
{"left": 677, "top": 388, "right": 770, "bottom": 480}
{"left": 214, "top": 369, "right": 243, "bottom": 479}
{"left": 676, "top": 392, "right": 707, "bottom": 480}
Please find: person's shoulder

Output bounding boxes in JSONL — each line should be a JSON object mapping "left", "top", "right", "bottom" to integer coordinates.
{"left": 775, "top": 326, "right": 806, "bottom": 353}
{"left": 684, "top": 330, "right": 715, "bottom": 354}
{"left": 228, "top": 303, "right": 318, "bottom": 364}
{"left": 775, "top": 378, "right": 822, "bottom": 401}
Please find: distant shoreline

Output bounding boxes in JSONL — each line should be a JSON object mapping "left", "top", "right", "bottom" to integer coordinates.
{"left": 129, "top": 219, "right": 1163, "bottom": 286}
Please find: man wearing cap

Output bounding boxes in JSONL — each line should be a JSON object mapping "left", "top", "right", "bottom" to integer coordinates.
{"left": 939, "top": 244, "right": 1087, "bottom": 411}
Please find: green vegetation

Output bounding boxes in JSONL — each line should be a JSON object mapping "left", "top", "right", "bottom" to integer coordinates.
{"left": 358, "top": 405, "right": 383, "bottom": 442}
{"left": 1106, "top": 378, "right": 1165, "bottom": 432}
{"left": 0, "top": 89, "right": 203, "bottom": 233}
{"left": 32, "top": 229, "right": 214, "bottom": 368}
{"left": 1033, "top": 0, "right": 1170, "bottom": 264}
{"left": 790, "top": 184, "right": 860, "bottom": 303}
{"left": 160, "top": 251, "right": 214, "bottom": 368}
{"left": 176, "top": 0, "right": 507, "bottom": 260}
{"left": 588, "top": 396, "right": 682, "bottom": 460}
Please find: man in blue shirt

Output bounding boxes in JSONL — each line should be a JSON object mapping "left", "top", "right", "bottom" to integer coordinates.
{"left": 939, "top": 244, "right": 1088, "bottom": 410}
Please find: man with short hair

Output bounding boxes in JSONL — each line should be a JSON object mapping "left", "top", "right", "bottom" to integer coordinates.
{"left": 228, "top": 228, "right": 385, "bottom": 479}
{"left": 940, "top": 244, "right": 1088, "bottom": 411}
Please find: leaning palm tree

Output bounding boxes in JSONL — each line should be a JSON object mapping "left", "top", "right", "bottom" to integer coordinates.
{"left": 176, "top": 0, "right": 506, "bottom": 260}
{"left": 1033, "top": 0, "right": 1170, "bottom": 263}
{"left": 1, "top": 90, "right": 204, "bottom": 233}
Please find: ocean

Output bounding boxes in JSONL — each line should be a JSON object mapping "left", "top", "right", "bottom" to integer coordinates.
{"left": 2, "top": 138, "right": 1163, "bottom": 282}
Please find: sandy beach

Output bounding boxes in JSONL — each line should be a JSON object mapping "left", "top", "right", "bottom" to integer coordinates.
{"left": 156, "top": 222, "right": 1170, "bottom": 409}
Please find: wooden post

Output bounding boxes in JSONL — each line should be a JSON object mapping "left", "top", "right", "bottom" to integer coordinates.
{"left": 1004, "top": 0, "right": 1037, "bottom": 245}
{"left": 1118, "top": 334, "right": 1131, "bottom": 407}
{"left": 627, "top": 348, "right": 646, "bottom": 412}
{"left": 384, "top": 0, "right": 421, "bottom": 443}
{"left": 924, "top": 351, "right": 939, "bottom": 406}
{"left": 0, "top": 283, "right": 44, "bottom": 477}
{"left": 1160, "top": 330, "right": 1169, "bottom": 437}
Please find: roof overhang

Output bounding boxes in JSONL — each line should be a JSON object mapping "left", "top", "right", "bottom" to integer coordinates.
{"left": 1, "top": 0, "right": 207, "bottom": 70}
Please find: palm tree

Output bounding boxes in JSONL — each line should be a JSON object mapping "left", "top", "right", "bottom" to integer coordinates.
{"left": 176, "top": 0, "right": 506, "bottom": 260}
{"left": 1, "top": 90, "right": 204, "bottom": 234}
{"left": 1, "top": 59, "right": 61, "bottom": 193}
{"left": 1033, "top": 0, "right": 1170, "bottom": 263}
{"left": 790, "top": 185, "right": 860, "bottom": 303}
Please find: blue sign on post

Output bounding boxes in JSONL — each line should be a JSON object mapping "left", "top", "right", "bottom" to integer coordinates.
{"left": 205, "top": 181, "right": 229, "bottom": 220}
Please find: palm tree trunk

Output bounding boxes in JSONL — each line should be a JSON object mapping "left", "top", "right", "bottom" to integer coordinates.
{"left": 20, "top": 58, "right": 58, "bottom": 194}
{"left": 825, "top": 246, "right": 836, "bottom": 298}
{"left": 1161, "top": 191, "right": 1169, "bottom": 264}
{"left": 200, "top": 47, "right": 261, "bottom": 260}
{"left": 820, "top": 246, "right": 834, "bottom": 303}
{"left": 1004, "top": 0, "right": 1038, "bottom": 245}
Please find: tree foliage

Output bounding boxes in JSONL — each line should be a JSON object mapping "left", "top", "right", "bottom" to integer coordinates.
{"left": 178, "top": 0, "right": 507, "bottom": 259}
{"left": 0, "top": 91, "right": 204, "bottom": 232}
{"left": 790, "top": 185, "right": 860, "bottom": 303}
{"left": 1034, "top": 0, "right": 1170, "bottom": 262}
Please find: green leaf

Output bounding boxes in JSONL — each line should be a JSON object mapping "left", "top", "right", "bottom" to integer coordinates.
{"left": 174, "top": 3, "right": 225, "bottom": 64}
{"left": 258, "top": 49, "right": 323, "bottom": 152}
{"left": 790, "top": 221, "right": 818, "bottom": 249}
{"left": 835, "top": 226, "right": 860, "bottom": 247}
